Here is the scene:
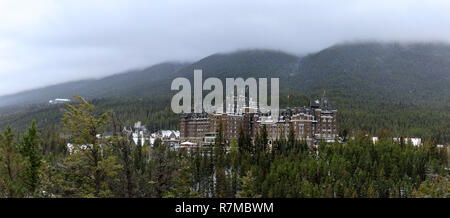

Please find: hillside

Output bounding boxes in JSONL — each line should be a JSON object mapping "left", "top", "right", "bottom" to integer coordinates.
{"left": 0, "top": 43, "right": 449, "bottom": 143}
{"left": 293, "top": 42, "right": 450, "bottom": 103}
{"left": 132, "top": 49, "right": 302, "bottom": 97}
{"left": 0, "top": 49, "right": 302, "bottom": 109}
{"left": 6, "top": 43, "right": 450, "bottom": 108}
{"left": 0, "top": 62, "right": 189, "bottom": 108}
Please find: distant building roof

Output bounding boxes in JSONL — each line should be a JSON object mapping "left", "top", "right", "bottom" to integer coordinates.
{"left": 154, "top": 130, "right": 180, "bottom": 139}
{"left": 132, "top": 132, "right": 146, "bottom": 146}
{"left": 49, "top": 98, "right": 71, "bottom": 104}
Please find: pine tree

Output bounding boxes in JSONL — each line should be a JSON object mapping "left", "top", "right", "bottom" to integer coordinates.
{"left": 62, "top": 94, "right": 122, "bottom": 197}
{"left": 229, "top": 138, "right": 238, "bottom": 155}
{"left": 261, "top": 125, "right": 268, "bottom": 154}
{"left": 236, "top": 170, "right": 261, "bottom": 198}
{"left": 111, "top": 135, "right": 135, "bottom": 197}
{"left": 229, "top": 138, "right": 240, "bottom": 197}
{"left": 214, "top": 122, "right": 227, "bottom": 197}
{"left": 367, "top": 183, "right": 378, "bottom": 198}
{"left": 238, "top": 125, "right": 246, "bottom": 154}
{"left": 134, "top": 134, "right": 144, "bottom": 173}
{"left": 0, "top": 126, "right": 25, "bottom": 197}
{"left": 20, "top": 120, "right": 43, "bottom": 196}
{"left": 150, "top": 138, "right": 176, "bottom": 198}
{"left": 288, "top": 125, "right": 295, "bottom": 154}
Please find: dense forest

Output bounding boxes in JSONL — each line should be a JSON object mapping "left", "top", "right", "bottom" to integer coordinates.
{"left": 0, "top": 92, "right": 448, "bottom": 144}
{"left": 0, "top": 42, "right": 449, "bottom": 144}
{"left": 0, "top": 96, "right": 448, "bottom": 198}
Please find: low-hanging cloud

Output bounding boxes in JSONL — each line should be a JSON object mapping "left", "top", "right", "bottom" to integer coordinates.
{"left": 1, "top": 0, "right": 450, "bottom": 96}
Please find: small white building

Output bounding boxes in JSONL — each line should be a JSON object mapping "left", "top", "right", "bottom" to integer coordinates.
{"left": 132, "top": 132, "right": 147, "bottom": 146}
{"left": 372, "top": 137, "right": 378, "bottom": 144}
{"left": 393, "top": 137, "right": 422, "bottom": 146}
{"left": 409, "top": 138, "right": 422, "bottom": 146}
{"left": 49, "top": 98, "right": 71, "bottom": 104}
{"left": 66, "top": 143, "right": 90, "bottom": 154}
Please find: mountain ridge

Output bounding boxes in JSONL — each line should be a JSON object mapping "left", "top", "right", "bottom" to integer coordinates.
{"left": 0, "top": 42, "right": 449, "bottom": 143}
{"left": 1, "top": 41, "right": 450, "bottom": 109}
{"left": 0, "top": 62, "right": 190, "bottom": 108}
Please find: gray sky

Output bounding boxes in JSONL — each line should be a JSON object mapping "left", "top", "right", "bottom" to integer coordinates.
{"left": 1, "top": 0, "right": 450, "bottom": 96}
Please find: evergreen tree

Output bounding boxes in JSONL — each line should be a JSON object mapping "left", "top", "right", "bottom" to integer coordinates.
{"left": 214, "top": 122, "right": 227, "bottom": 197}
{"left": 236, "top": 170, "right": 261, "bottom": 198}
{"left": 0, "top": 126, "right": 25, "bottom": 197}
{"left": 261, "top": 125, "right": 268, "bottom": 154}
{"left": 133, "top": 134, "right": 144, "bottom": 173}
{"left": 62, "top": 95, "right": 122, "bottom": 197}
{"left": 20, "top": 120, "right": 43, "bottom": 196}
{"left": 288, "top": 125, "right": 295, "bottom": 154}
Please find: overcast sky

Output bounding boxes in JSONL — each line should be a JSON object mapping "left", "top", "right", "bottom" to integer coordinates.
{"left": 1, "top": 0, "right": 450, "bottom": 96}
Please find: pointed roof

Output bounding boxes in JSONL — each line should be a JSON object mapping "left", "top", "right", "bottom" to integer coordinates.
{"left": 320, "top": 90, "right": 335, "bottom": 110}
{"left": 321, "top": 90, "right": 328, "bottom": 108}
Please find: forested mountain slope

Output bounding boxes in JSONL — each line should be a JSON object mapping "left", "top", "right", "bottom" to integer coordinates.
{"left": 0, "top": 62, "right": 189, "bottom": 108}
{"left": 0, "top": 42, "right": 449, "bottom": 143}
{"left": 293, "top": 42, "right": 450, "bottom": 103}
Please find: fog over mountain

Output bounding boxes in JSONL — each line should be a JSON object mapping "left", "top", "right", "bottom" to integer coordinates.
{"left": 1, "top": 41, "right": 449, "bottom": 109}
{"left": 2, "top": 0, "right": 450, "bottom": 96}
